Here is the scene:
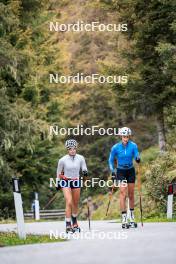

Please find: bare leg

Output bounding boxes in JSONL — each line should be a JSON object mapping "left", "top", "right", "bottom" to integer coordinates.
{"left": 71, "top": 188, "right": 81, "bottom": 215}
{"left": 62, "top": 188, "right": 72, "bottom": 219}
{"left": 128, "top": 183, "right": 135, "bottom": 209}
{"left": 119, "top": 185, "right": 128, "bottom": 211}
{"left": 128, "top": 183, "right": 137, "bottom": 226}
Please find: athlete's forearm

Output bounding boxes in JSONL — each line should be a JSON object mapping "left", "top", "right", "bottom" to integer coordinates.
{"left": 57, "top": 160, "right": 64, "bottom": 178}
{"left": 108, "top": 152, "right": 115, "bottom": 172}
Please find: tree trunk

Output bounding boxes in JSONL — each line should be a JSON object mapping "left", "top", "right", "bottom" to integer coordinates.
{"left": 156, "top": 110, "right": 166, "bottom": 152}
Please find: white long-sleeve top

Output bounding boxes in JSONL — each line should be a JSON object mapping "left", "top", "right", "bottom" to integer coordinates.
{"left": 57, "top": 154, "right": 87, "bottom": 179}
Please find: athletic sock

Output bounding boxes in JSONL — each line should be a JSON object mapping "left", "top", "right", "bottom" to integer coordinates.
{"left": 71, "top": 214, "right": 78, "bottom": 226}
{"left": 130, "top": 208, "right": 135, "bottom": 222}
{"left": 65, "top": 218, "right": 71, "bottom": 227}
{"left": 122, "top": 211, "right": 127, "bottom": 224}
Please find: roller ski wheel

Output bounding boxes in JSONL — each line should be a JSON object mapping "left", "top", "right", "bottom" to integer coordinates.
{"left": 73, "top": 225, "right": 81, "bottom": 233}
{"left": 122, "top": 223, "right": 130, "bottom": 229}
{"left": 66, "top": 226, "right": 74, "bottom": 234}
{"left": 129, "top": 222, "right": 137, "bottom": 228}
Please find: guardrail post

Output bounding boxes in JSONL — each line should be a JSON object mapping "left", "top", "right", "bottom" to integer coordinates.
{"left": 167, "top": 184, "right": 173, "bottom": 219}
{"left": 12, "top": 177, "right": 26, "bottom": 239}
{"left": 34, "top": 192, "right": 40, "bottom": 220}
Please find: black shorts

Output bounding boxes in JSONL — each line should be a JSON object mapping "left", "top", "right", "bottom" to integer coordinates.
{"left": 60, "top": 179, "right": 81, "bottom": 189}
{"left": 116, "top": 167, "right": 136, "bottom": 183}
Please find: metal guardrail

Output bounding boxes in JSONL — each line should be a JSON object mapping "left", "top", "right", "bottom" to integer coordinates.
{"left": 24, "top": 209, "right": 65, "bottom": 219}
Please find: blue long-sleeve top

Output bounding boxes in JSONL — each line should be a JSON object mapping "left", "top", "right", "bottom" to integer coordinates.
{"left": 108, "top": 140, "right": 140, "bottom": 171}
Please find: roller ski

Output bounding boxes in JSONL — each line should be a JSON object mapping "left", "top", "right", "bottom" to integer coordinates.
{"left": 121, "top": 212, "right": 130, "bottom": 229}
{"left": 66, "top": 220, "right": 74, "bottom": 234}
{"left": 66, "top": 226, "right": 74, "bottom": 234}
{"left": 122, "top": 222, "right": 130, "bottom": 229}
{"left": 129, "top": 222, "right": 137, "bottom": 228}
{"left": 72, "top": 225, "right": 81, "bottom": 233}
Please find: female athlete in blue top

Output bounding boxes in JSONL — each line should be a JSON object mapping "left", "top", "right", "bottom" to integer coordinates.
{"left": 109, "top": 127, "right": 140, "bottom": 228}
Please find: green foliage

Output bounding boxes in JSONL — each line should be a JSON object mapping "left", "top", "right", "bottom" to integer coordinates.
{"left": 145, "top": 151, "right": 176, "bottom": 212}
{"left": 141, "top": 146, "right": 160, "bottom": 163}
{"left": 0, "top": 0, "right": 63, "bottom": 217}
{"left": 111, "top": 0, "right": 176, "bottom": 151}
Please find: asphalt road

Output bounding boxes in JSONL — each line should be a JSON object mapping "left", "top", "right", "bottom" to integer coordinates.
{"left": 0, "top": 221, "right": 175, "bottom": 264}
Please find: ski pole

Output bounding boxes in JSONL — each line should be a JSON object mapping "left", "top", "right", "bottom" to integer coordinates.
{"left": 87, "top": 198, "right": 91, "bottom": 231}
{"left": 43, "top": 192, "right": 59, "bottom": 210}
{"left": 85, "top": 182, "right": 91, "bottom": 230}
{"left": 43, "top": 176, "right": 63, "bottom": 210}
{"left": 137, "top": 164, "right": 143, "bottom": 227}
{"left": 106, "top": 183, "right": 115, "bottom": 217}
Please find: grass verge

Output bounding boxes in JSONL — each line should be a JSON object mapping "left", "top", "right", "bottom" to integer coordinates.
{"left": 0, "top": 232, "right": 65, "bottom": 247}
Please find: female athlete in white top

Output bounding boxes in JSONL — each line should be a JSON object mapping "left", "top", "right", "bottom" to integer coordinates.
{"left": 57, "top": 139, "right": 88, "bottom": 233}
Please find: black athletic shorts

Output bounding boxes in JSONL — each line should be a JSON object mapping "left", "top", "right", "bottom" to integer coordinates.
{"left": 116, "top": 167, "right": 136, "bottom": 183}
{"left": 60, "top": 179, "right": 81, "bottom": 189}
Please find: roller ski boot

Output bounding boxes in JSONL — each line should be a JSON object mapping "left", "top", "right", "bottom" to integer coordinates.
{"left": 121, "top": 212, "right": 130, "bottom": 229}
{"left": 66, "top": 221, "right": 74, "bottom": 234}
{"left": 71, "top": 215, "right": 81, "bottom": 232}
{"left": 129, "top": 209, "right": 137, "bottom": 228}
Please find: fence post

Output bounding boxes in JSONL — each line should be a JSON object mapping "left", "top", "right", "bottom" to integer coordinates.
{"left": 167, "top": 184, "right": 173, "bottom": 219}
{"left": 12, "top": 177, "right": 26, "bottom": 239}
{"left": 34, "top": 192, "right": 40, "bottom": 220}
